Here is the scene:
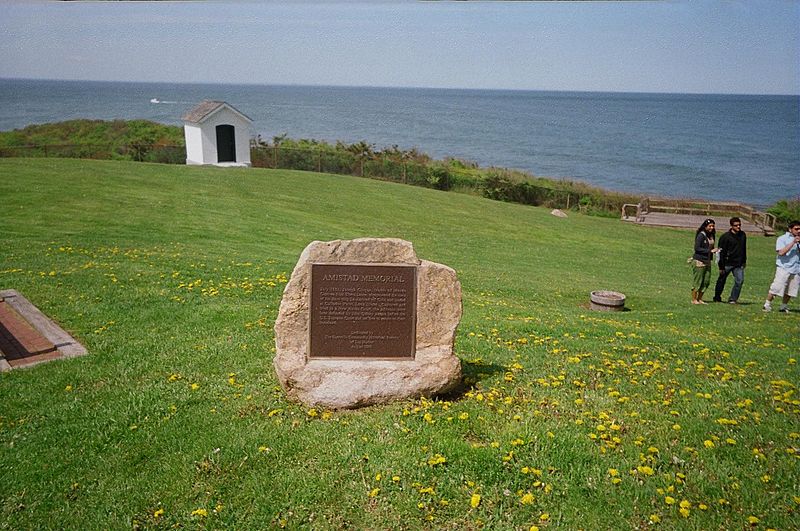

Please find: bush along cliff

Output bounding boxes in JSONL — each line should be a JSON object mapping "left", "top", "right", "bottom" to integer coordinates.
{"left": 0, "top": 119, "right": 185, "bottom": 163}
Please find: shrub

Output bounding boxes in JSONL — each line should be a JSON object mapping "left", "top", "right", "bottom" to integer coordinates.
{"left": 767, "top": 197, "right": 800, "bottom": 228}
{"left": 481, "top": 172, "right": 546, "bottom": 205}
{"left": 0, "top": 119, "right": 184, "bottom": 163}
{"left": 426, "top": 167, "right": 452, "bottom": 191}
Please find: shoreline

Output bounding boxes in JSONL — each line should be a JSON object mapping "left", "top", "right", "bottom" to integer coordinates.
{"left": 0, "top": 118, "right": 787, "bottom": 213}
{"left": 1, "top": 78, "right": 796, "bottom": 206}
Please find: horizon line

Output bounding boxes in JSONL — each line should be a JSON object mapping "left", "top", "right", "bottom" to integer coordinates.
{"left": 2, "top": 76, "right": 798, "bottom": 99}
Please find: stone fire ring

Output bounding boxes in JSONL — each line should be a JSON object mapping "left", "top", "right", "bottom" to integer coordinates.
{"left": 590, "top": 290, "right": 626, "bottom": 311}
{"left": 273, "top": 238, "right": 463, "bottom": 409}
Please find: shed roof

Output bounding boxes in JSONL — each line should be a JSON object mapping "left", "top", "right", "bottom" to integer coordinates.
{"left": 182, "top": 100, "right": 252, "bottom": 124}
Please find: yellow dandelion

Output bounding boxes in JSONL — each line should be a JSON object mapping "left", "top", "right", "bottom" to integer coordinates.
{"left": 679, "top": 508, "right": 690, "bottom": 518}
{"left": 747, "top": 516, "right": 760, "bottom": 524}
{"left": 65, "top": 385, "right": 73, "bottom": 392}
{"left": 470, "top": 493, "right": 481, "bottom": 508}
{"left": 427, "top": 454, "right": 447, "bottom": 466}
{"left": 703, "top": 440, "right": 715, "bottom": 449}
{"left": 637, "top": 465, "right": 655, "bottom": 476}
{"left": 539, "top": 513, "right": 550, "bottom": 522}
{"left": 520, "top": 492, "right": 535, "bottom": 505}
{"left": 649, "top": 514, "right": 661, "bottom": 523}
{"left": 368, "top": 488, "right": 380, "bottom": 498}
{"left": 191, "top": 508, "right": 208, "bottom": 518}
{"left": 665, "top": 496, "right": 676, "bottom": 505}
{"left": 190, "top": 383, "right": 200, "bottom": 391}
{"left": 153, "top": 509, "right": 164, "bottom": 518}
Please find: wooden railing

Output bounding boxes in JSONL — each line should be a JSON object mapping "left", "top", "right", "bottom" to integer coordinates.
{"left": 621, "top": 198, "right": 776, "bottom": 233}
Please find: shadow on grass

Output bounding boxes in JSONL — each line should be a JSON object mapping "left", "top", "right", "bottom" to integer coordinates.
{"left": 439, "top": 359, "right": 506, "bottom": 401}
{"left": 577, "top": 302, "right": 632, "bottom": 312}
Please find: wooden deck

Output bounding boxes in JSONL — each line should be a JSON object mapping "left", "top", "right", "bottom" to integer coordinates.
{"left": 622, "top": 212, "right": 769, "bottom": 234}
{"left": 621, "top": 199, "right": 776, "bottom": 236}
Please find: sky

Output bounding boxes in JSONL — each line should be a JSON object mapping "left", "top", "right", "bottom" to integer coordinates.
{"left": 1, "top": 0, "right": 798, "bottom": 95}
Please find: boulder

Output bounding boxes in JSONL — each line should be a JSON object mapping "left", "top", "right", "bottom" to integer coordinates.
{"left": 274, "top": 238, "right": 462, "bottom": 409}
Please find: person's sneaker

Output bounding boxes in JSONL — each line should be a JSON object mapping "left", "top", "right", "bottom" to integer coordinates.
{"left": 779, "top": 304, "right": 790, "bottom": 313}
{"left": 763, "top": 302, "right": 772, "bottom": 312}
{"left": 728, "top": 300, "right": 737, "bottom": 304}
{"left": 712, "top": 298, "right": 722, "bottom": 303}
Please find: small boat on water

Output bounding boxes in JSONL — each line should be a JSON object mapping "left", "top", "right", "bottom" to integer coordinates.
{"left": 150, "top": 98, "right": 160, "bottom": 104}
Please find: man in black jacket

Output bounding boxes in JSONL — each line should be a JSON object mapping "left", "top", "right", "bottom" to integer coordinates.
{"left": 713, "top": 217, "right": 747, "bottom": 303}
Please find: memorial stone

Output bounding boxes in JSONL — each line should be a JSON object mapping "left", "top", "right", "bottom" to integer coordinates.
{"left": 274, "top": 238, "right": 462, "bottom": 409}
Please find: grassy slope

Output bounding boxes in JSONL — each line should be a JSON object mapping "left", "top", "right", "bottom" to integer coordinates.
{"left": 0, "top": 158, "right": 797, "bottom": 530}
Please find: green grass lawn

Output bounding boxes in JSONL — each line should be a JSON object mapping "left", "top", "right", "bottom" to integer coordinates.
{"left": 0, "top": 158, "right": 797, "bottom": 530}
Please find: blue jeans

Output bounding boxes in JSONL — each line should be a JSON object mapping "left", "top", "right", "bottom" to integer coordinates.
{"left": 714, "top": 265, "right": 745, "bottom": 302}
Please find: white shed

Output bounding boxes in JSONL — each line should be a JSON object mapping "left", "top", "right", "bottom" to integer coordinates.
{"left": 182, "top": 100, "right": 253, "bottom": 167}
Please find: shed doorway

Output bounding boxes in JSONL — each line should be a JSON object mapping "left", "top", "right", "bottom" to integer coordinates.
{"left": 216, "top": 124, "right": 236, "bottom": 163}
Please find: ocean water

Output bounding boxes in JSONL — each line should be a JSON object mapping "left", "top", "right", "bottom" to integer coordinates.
{"left": 1, "top": 78, "right": 797, "bottom": 207}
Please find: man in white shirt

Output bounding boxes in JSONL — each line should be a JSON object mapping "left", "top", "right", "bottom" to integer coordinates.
{"left": 763, "top": 220, "right": 800, "bottom": 313}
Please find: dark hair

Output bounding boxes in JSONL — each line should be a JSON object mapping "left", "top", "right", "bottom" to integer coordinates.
{"left": 696, "top": 218, "right": 716, "bottom": 236}
{"left": 789, "top": 220, "right": 800, "bottom": 230}
{"left": 729, "top": 217, "right": 741, "bottom": 225}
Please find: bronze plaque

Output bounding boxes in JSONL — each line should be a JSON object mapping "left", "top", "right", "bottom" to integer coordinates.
{"left": 309, "top": 264, "right": 417, "bottom": 359}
